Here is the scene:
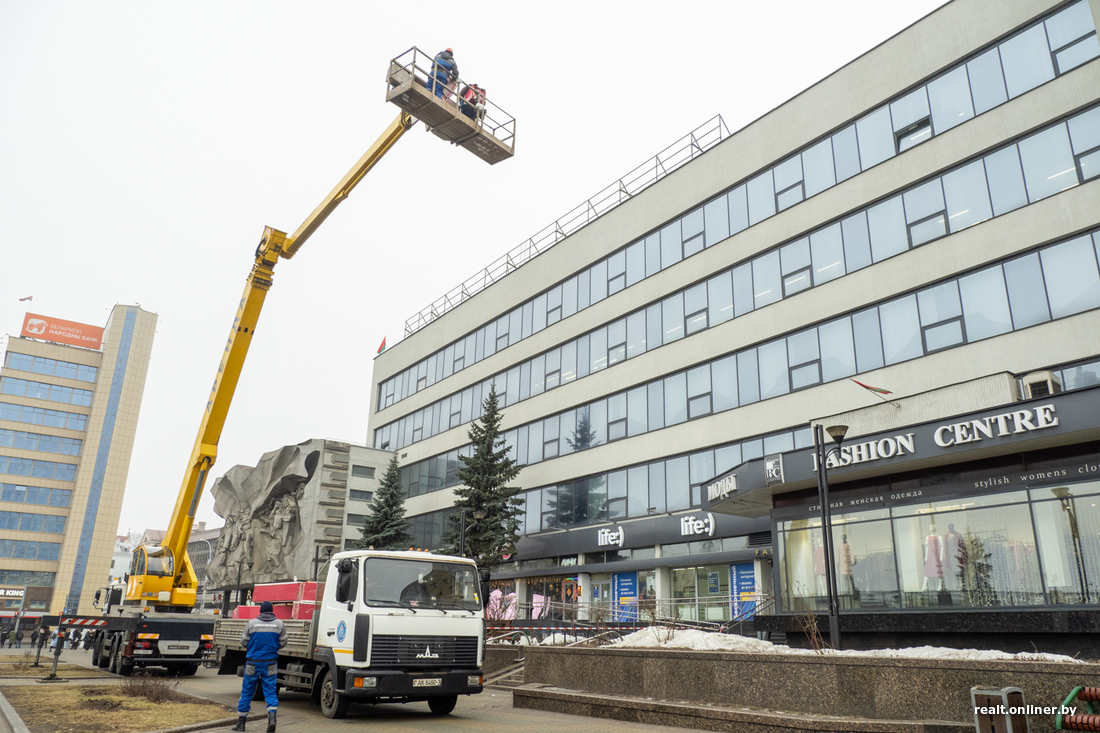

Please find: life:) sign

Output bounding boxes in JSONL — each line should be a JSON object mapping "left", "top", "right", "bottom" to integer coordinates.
{"left": 680, "top": 513, "right": 715, "bottom": 537}
{"left": 597, "top": 526, "right": 625, "bottom": 548}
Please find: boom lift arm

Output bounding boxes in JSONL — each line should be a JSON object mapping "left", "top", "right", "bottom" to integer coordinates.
{"left": 127, "top": 113, "right": 415, "bottom": 608}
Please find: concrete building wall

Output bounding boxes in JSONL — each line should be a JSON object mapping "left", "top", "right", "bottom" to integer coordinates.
{"left": 367, "top": 0, "right": 1100, "bottom": 603}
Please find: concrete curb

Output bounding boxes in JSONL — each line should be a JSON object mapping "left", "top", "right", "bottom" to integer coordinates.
{"left": 139, "top": 712, "right": 267, "bottom": 733}
{"left": 0, "top": 689, "right": 31, "bottom": 733}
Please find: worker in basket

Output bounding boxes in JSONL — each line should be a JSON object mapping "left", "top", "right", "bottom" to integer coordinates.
{"left": 428, "top": 48, "right": 458, "bottom": 99}
{"left": 459, "top": 83, "right": 486, "bottom": 122}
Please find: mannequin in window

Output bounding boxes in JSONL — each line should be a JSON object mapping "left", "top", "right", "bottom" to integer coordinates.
{"left": 943, "top": 523, "right": 965, "bottom": 591}
{"left": 839, "top": 534, "right": 857, "bottom": 598}
{"left": 921, "top": 523, "right": 945, "bottom": 591}
{"left": 813, "top": 534, "right": 827, "bottom": 595}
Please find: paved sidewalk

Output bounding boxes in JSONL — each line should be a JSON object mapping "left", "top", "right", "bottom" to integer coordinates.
{"left": 0, "top": 648, "right": 683, "bottom": 733}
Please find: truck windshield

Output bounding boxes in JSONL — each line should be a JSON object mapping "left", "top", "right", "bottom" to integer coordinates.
{"left": 362, "top": 557, "right": 482, "bottom": 611}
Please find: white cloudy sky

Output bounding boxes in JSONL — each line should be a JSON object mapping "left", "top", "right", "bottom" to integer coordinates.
{"left": 0, "top": 0, "right": 948, "bottom": 536}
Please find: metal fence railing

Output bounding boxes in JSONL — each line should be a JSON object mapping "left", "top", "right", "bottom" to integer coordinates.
{"left": 403, "top": 114, "right": 730, "bottom": 337}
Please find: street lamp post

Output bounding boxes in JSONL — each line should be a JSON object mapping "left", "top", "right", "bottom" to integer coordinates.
{"left": 813, "top": 423, "right": 848, "bottom": 650}
{"left": 458, "top": 508, "right": 487, "bottom": 560}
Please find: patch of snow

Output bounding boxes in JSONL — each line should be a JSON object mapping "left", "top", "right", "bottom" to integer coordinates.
{"left": 610, "top": 627, "right": 1083, "bottom": 663}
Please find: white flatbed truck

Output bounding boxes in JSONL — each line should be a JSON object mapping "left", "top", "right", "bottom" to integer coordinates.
{"left": 214, "top": 549, "right": 486, "bottom": 718}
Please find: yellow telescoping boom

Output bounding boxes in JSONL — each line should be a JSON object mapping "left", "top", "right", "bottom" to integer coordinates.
{"left": 126, "top": 113, "right": 415, "bottom": 608}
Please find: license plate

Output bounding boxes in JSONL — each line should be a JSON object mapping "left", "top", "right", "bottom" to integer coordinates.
{"left": 412, "top": 678, "right": 441, "bottom": 687}
{"left": 134, "top": 650, "right": 153, "bottom": 655}
{"left": 167, "top": 645, "right": 190, "bottom": 650}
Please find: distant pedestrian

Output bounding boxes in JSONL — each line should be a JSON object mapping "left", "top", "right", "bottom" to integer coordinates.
{"left": 427, "top": 48, "right": 458, "bottom": 99}
{"left": 14, "top": 628, "right": 22, "bottom": 648}
{"left": 30, "top": 629, "right": 38, "bottom": 647}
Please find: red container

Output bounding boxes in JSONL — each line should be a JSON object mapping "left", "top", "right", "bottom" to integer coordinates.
{"left": 232, "top": 605, "right": 259, "bottom": 619}
{"left": 296, "top": 582, "right": 319, "bottom": 603}
{"left": 270, "top": 604, "right": 292, "bottom": 620}
{"left": 292, "top": 601, "right": 317, "bottom": 620}
{"left": 252, "top": 582, "right": 301, "bottom": 603}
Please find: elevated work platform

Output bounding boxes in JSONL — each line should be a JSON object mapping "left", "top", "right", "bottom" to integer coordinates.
{"left": 386, "top": 47, "right": 516, "bottom": 165}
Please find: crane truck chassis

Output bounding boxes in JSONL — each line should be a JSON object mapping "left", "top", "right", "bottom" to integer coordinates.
{"left": 214, "top": 550, "right": 486, "bottom": 719}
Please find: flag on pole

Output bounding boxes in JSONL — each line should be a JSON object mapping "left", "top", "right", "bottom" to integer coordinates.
{"left": 376, "top": 337, "right": 387, "bottom": 355}
{"left": 18, "top": 296, "right": 32, "bottom": 302}
{"left": 850, "top": 379, "right": 891, "bottom": 395}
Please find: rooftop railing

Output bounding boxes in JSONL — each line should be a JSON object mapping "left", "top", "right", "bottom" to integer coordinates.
{"left": 403, "top": 114, "right": 730, "bottom": 337}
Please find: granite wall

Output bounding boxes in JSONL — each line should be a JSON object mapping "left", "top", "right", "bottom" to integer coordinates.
{"left": 524, "top": 646, "right": 1100, "bottom": 733}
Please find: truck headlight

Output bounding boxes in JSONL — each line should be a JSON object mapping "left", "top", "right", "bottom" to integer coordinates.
{"left": 468, "top": 675, "right": 482, "bottom": 686}
{"left": 353, "top": 676, "right": 377, "bottom": 688}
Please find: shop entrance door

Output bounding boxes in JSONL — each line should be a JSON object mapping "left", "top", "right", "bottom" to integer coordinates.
{"left": 592, "top": 580, "right": 612, "bottom": 620}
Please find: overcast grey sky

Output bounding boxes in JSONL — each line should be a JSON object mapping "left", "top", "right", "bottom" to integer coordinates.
{"left": 0, "top": 0, "right": 949, "bottom": 536}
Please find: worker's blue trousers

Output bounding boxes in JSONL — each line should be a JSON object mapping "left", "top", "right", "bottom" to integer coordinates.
{"left": 238, "top": 660, "right": 278, "bottom": 713}
{"left": 427, "top": 71, "right": 449, "bottom": 98}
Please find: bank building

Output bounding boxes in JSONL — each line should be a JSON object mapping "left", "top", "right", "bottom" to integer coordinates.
{"left": 368, "top": 0, "right": 1100, "bottom": 654}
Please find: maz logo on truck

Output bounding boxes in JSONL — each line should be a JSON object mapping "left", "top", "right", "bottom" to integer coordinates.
{"left": 415, "top": 645, "right": 440, "bottom": 659}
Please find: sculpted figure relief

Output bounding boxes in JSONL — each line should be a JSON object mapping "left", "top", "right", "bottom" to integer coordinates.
{"left": 206, "top": 441, "right": 321, "bottom": 589}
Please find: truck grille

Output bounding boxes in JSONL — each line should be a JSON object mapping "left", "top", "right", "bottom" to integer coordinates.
{"left": 369, "top": 635, "right": 478, "bottom": 668}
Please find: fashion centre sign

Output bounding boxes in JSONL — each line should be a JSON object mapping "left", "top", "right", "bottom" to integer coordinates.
{"left": 811, "top": 404, "right": 1060, "bottom": 472}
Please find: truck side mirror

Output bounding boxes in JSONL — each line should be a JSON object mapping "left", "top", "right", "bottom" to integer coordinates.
{"left": 478, "top": 568, "right": 491, "bottom": 583}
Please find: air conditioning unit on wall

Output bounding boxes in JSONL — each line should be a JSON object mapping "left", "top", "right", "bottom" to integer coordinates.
{"left": 1022, "top": 370, "right": 1062, "bottom": 399}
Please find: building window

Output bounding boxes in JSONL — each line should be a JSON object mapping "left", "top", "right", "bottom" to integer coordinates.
{"left": 346, "top": 514, "right": 367, "bottom": 527}
{"left": 349, "top": 490, "right": 373, "bottom": 503}
{"left": 5, "top": 353, "right": 98, "bottom": 382}
{"left": 0, "top": 378, "right": 93, "bottom": 407}
{"left": 349, "top": 462, "right": 376, "bottom": 479}
{"left": 0, "top": 403, "right": 87, "bottom": 432}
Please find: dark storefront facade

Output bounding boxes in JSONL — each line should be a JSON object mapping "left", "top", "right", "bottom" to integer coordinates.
{"left": 704, "top": 383, "right": 1100, "bottom": 655}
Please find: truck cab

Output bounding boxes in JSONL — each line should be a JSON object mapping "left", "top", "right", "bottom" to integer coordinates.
{"left": 215, "top": 549, "right": 486, "bottom": 719}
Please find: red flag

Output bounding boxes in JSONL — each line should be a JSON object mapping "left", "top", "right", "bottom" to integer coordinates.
{"left": 850, "top": 378, "right": 892, "bottom": 395}
{"left": 376, "top": 337, "right": 387, "bottom": 355}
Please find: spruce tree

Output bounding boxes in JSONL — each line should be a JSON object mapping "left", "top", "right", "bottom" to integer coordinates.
{"left": 358, "top": 453, "right": 416, "bottom": 551}
{"left": 443, "top": 384, "right": 524, "bottom": 565}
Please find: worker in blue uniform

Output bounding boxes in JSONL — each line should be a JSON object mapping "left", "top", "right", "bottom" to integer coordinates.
{"left": 428, "top": 48, "right": 458, "bottom": 98}
{"left": 234, "top": 601, "right": 287, "bottom": 732}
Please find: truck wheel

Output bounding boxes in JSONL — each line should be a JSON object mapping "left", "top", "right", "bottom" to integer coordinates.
{"left": 96, "top": 637, "right": 111, "bottom": 669}
{"left": 119, "top": 656, "right": 134, "bottom": 677}
{"left": 108, "top": 640, "right": 120, "bottom": 675}
{"left": 90, "top": 637, "right": 101, "bottom": 667}
{"left": 319, "top": 669, "right": 349, "bottom": 719}
{"left": 428, "top": 695, "right": 458, "bottom": 715}
{"left": 179, "top": 663, "right": 199, "bottom": 676}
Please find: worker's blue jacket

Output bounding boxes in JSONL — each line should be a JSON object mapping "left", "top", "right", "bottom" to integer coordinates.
{"left": 240, "top": 612, "right": 287, "bottom": 663}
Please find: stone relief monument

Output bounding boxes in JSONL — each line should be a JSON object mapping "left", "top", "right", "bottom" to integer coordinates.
{"left": 206, "top": 439, "right": 324, "bottom": 589}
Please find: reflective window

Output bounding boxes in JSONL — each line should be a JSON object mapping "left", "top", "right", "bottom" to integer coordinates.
{"left": 1018, "top": 124, "right": 1077, "bottom": 202}
{"left": 999, "top": 25, "right": 1055, "bottom": 99}
{"left": 1040, "top": 236, "right": 1100, "bottom": 319}
{"left": 958, "top": 267, "right": 1013, "bottom": 341}
{"left": 942, "top": 160, "right": 992, "bottom": 232}
{"left": 928, "top": 66, "right": 974, "bottom": 134}
{"left": 856, "top": 107, "right": 894, "bottom": 169}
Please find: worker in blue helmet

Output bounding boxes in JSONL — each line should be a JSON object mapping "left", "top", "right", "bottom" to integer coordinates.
{"left": 428, "top": 48, "right": 458, "bottom": 99}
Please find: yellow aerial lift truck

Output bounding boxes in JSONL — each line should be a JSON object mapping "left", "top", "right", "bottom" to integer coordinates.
{"left": 44, "top": 49, "right": 514, "bottom": 676}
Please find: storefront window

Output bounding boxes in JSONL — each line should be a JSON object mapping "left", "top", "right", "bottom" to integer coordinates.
{"left": 671, "top": 567, "right": 697, "bottom": 621}
{"left": 776, "top": 485, "right": 1100, "bottom": 613}
{"left": 1032, "top": 481, "right": 1100, "bottom": 605}
{"left": 894, "top": 502, "right": 1042, "bottom": 608}
{"left": 832, "top": 519, "right": 898, "bottom": 610}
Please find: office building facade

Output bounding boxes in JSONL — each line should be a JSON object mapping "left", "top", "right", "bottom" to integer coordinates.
{"left": 368, "top": 0, "right": 1100, "bottom": 646}
{"left": 0, "top": 305, "right": 157, "bottom": 616}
